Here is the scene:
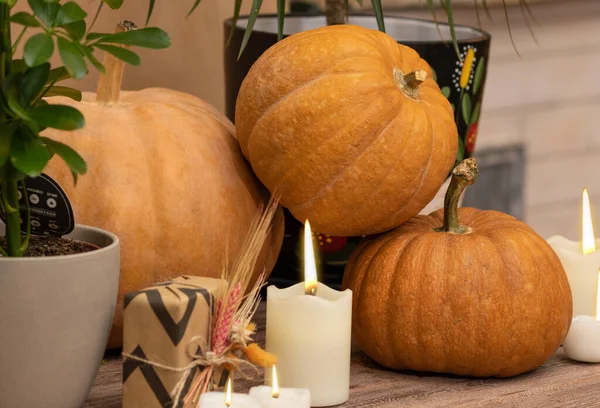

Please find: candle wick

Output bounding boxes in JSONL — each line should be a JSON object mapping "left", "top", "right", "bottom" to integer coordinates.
{"left": 305, "top": 284, "right": 318, "bottom": 296}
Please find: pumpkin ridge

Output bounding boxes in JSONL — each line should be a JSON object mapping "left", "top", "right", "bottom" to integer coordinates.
{"left": 359, "top": 232, "right": 411, "bottom": 364}
{"left": 369, "top": 106, "right": 437, "bottom": 231}
{"left": 254, "top": 83, "right": 401, "bottom": 207}
{"left": 302, "top": 96, "right": 419, "bottom": 226}
{"left": 288, "top": 100, "right": 407, "bottom": 214}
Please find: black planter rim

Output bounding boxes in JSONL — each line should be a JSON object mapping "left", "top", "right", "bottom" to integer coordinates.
{"left": 224, "top": 13, "right": 491, "bottom": 44}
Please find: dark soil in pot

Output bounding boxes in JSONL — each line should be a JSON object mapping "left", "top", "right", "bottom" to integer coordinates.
{"left": 0, "top": 236, "right": 98, "bottom": 256}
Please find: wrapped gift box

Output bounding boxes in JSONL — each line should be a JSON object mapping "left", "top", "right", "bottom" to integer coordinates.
{"left": 122, "top": 276, "right": 227, "bottom": 408}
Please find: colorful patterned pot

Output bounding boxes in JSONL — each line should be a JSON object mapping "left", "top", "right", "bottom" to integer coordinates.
{"left": 224, "top": 15, "right": 491, "bottom": 288}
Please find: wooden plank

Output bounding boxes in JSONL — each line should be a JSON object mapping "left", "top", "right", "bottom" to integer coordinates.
{"left": 85, "top": 304, "right": 600, "bottom": 408}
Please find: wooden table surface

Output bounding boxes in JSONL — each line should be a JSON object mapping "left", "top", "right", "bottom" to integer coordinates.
{"left": 85, "top": 306, "right": 600, "bottom": 408}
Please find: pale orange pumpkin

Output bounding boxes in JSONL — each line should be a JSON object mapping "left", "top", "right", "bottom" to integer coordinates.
{"left": 342, "top": 159, "right": 572, "bottom": 377}
{"left": 236, "top": 24, "right": 458, "bottom": 237}
{"left": 44, "top": 48, "right": 284, "bottom": 348}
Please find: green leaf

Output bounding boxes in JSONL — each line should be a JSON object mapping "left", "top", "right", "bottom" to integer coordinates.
{"left": 23, "top": 33, "right": 53, "bottom": 67}
{"left": 96, "top": 27, "right": 170, "bottom": 49}
{"left": 95, "top": 43, "right": 141, "bottom": 65}
{"left": 482, "top": 0, "right": 493, "bottom": 21}
{"left": 470, "top": 101, "right": 481, "bottom": 125}
{"left": 21, "top": 62, "right": 50, "bottom": 105}
{"left": 187, "top": 0, "right": 201, "bottom": 17}
{"left": 56, "top": 1, "right": 87, "bottom": 26}
{"left": 0, "top": 126, "right": 12, "bottom": 168}
{"left": 501, "top": 0, "right": 520, "bottom": 57}
{"left": 277, "top": 0, "right": 285, "bottom": 41}
{"left": 47, "top": 66, "right": 70, "bottom": 84}
{"left": 63, "top": 20, "right": 86, "bottom": 41}
{"left": 356, "top": 0, "right": 363, "bottom": 5}
{"left": 371, "top": 0, "right": 385, "bottom": 32}
{"left": 11, "top": 59, "right": 27, "bottom": 74}
{"left": 42, "top": 137, "right": 86, "bottom": 183}
{"left": 102, "top": 0, "right": 123, "bottom": 9}
{"left": 225, "top": 0, "right": 243, "bottom": 48}
{"left": 444, "top": 0, "right": 461, "bottom": 59}
{"left": 57, "top": 37, "right": 87, "bottom": 79}
{"left": 29, "top": 104, "right": 85, "bottom": 130}
{"left": 145, "top": 0, "right": 155, "bottom": 25}
{"left": 461, "top": 93, "right": 472, "bottom": 125}
{"left": 82, "top": 45, "right": 105, "bottom": 73}
{"left": 238, "top": 0, "right": 264, "bottom": 60}
{"left": 43, "top": 86, "right": 82, "bottom": 101}
{"left": 11, "top": 12, "right": 40, "bottom": 27}
{"left": 27, "top": 0, "right": 60, "bottom": 27}
{"left": 86, "top": 32, "right": 108, "bottom": 41}
{"left": 10, "top": 134, "right": 50, "bottom": 178}
{"left": 441, "top": 86, "right": 451, "bottom": 98}
{"left": 472, "top": 56, "right": 485, "bottom": 95}
{"left": 2, "top": 74, "right": 31, "bottom": 121}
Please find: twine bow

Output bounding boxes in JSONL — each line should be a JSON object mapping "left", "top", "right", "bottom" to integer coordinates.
{"left": 122, "top": 335, "right": 259, "bottom": 407}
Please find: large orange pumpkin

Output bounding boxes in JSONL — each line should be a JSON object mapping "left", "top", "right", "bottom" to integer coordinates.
{"left": 342, "top": 159, "right": 572, "bottom": 377}
{"left": 236, "top": 24, "right": 457, "bottom": 237}
{"left": 44, "top": 49, "right": 284, "bottom": 348}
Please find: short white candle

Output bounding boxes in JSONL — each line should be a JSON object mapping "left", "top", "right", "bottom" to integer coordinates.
{"left": 548, "top": 189, "right": 600, "bottom": 316}
{"left": 265, "top": 220, "right": 352, "bottom": 407}
{"left": 562, "top": 315, "right": 600, "bottom": 363}
{"left": 249, "top": 386, "right": 310, "bottom": 408}
{"left": 199, "top": 378, "right": 260, "bottom": 408}
{"left": 249, "top": 366, "right": 310, "bottom": 408}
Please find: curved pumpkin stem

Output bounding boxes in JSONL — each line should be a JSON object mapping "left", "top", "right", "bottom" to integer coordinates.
{"left": 441, "top": 158, "right": 478, "bottom": 234}
{"left": 96, "top": 21, "right": 137, "bottom": 104}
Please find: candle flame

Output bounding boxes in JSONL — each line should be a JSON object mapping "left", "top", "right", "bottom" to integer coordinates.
{"left": 582, "top": 188, "right": 596, "bottom": 255}
{"left": 304, "top": 220, "right": 318, "bottom": 295}
{"left": 225, "top": 377, "right": 232, "bottom": 407}
{"left": 272, "top": 365, "right": 280, "bottom": 398}
{"left": 597, "top": 269, "right": 600, "bottom": 321}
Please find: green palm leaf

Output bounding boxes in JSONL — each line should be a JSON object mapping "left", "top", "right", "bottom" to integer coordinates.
{"left": 238, "top": 0, "right": 264, "bottom": 60}
{"left": 371, "top": 0, "right": 385, "bottom": 32}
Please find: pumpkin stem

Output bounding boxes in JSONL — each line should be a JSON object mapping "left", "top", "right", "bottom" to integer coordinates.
{"left": 441, "top": 158, "right": 478, "bottom": 234}
{"left": 394, "top": 68, "right": 427, "bottom": 99}
{"left": 95, "top": 21, "right": 137, "bottom": 104}
{"left": 326, "top": 0, "right": 346, "bottom": 25}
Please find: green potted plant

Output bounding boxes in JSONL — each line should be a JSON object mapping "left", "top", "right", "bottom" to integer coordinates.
{"left": 0, "top": 1, "right": 169, "bottom": 407}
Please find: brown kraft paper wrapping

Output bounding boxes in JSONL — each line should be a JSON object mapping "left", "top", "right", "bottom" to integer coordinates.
{"left": 122, "top": 276, "right": 227, "bottom": 408}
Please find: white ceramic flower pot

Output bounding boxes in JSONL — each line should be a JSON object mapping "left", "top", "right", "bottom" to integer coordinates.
{"left": 0, "top": 225, "right": 120, "bottom": 408}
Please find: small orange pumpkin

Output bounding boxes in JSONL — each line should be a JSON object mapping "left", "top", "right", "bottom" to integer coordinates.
{"left": 44, "top": 47, "right": 284, "bottom": 348}
{"left": 236, "top": 24, "right": 457, "bottom": 237}
{"left": 343, "top": 158, "right": 572, "bottom": 377}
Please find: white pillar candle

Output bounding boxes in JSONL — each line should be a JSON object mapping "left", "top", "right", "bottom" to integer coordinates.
{"left": 547, "top": 236, "right": 600, "bottom": 316}
{"left": 548, "top": 188, "right": 600, "bottom": 316}
{"left": 562, "top": 315, "right": 600, "bottom": 363}
{"left": 265, "top": 220, "right": 352, "bottom": 407}
{"left": 249, "top": 386, "right": 310, "bottom": 408}
{"left": 199, "top": 378, "right": 260, "bottom": 408}
{"left": 266, "top": 283, "right": 352, "bottom": 407}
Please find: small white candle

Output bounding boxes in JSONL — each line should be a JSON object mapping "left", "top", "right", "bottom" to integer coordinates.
{"left": 548, "top": 188, "right": 600, "bottom": 316}
{"left": 199, "top": 378, "right": 260, "bottom": 408}
{"left": 249, "top": 366, "right": 310, "bottom": 408}
{"left": 562, "top": 315, "right": 600, "bottom": 363}
{"left": 265, "top": 220, "right": 352, "bottom": 407}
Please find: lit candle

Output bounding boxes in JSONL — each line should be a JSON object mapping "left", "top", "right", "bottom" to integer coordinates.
{"left": 199, "top": 377, "right": 260, "bottom": 408}
{"left": 249, "top": 365, "right": 311, "bottom": 407}
{"left": 562, "top": 269, "right": 600, "bottom": 363}
{"left": 548, "top": 188, "right": 600, "bottom": 316}
{"left": 265, "top": 220, "right": 352, "bottom": 407}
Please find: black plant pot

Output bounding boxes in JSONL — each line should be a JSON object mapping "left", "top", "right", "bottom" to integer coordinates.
{"left": 224, "top": 15, "right": 491, "bottom": 290}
